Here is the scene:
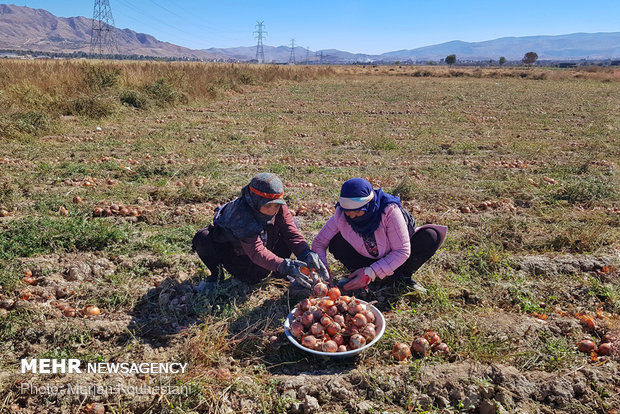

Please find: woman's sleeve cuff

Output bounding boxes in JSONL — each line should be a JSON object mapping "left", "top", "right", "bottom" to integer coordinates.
{"left": 365, "top": 266, "right": 377, "bottom": 282}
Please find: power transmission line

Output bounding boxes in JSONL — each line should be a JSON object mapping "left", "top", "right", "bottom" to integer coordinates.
{"left": 254, "top": 21, "right": 266, "bottom": 63}
{"left": 115, "top": 0, "right": 217, "bottom": 46}
{"left": 289, "top": 38, "right": 296, "bottom": 64}
{"left": 90, "top": 0, "right": 119, "bottom": 57}
{"left": 144, "top": 0, "right": 185, "bottom": 20}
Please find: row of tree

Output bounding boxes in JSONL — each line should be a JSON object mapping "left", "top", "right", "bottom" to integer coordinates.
{"left": 445, "top": 52, "right": 538, "bottom": 66}
{"left": 0, "top": 49, "right": 204, "bottom": 61}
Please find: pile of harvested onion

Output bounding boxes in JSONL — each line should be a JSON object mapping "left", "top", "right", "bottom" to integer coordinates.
{"left": 578, "top": 334, "right": 617, "bottom": 360}
{"left": 392, "top": 330, "right": 450, "bottom": 361}
{"left": 288, "top": 283, "right": 378, "bottom": 353}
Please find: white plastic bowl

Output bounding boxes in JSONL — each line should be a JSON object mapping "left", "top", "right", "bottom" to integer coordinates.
{"left": 283, "top": 298, "right": 386, "bottom": 357}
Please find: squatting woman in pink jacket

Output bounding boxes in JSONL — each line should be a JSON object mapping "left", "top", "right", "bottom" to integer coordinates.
{"left": 312, "top": 178, "right": 446, "bottom": 292}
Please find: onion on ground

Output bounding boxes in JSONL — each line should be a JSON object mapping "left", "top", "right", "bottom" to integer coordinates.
{"left": 393, "top": 342, "right": 411, "bottom": 361}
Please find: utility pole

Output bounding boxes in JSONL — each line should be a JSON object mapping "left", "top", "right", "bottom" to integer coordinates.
{"left": 316, "top": 50, "right": 324, "bottom": 64}
{"left": 289, "top": 38, "right": 296, "bottom": 64}
{"left": 306, "top": 45, "right": 310, "bottom": 64}
{"left": 254, "top": 21, "right": 266, "bottom": 63}
{"left": 90, "top": 0, "right": 119, "bottom": 57}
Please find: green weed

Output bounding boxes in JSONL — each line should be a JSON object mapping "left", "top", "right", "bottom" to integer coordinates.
{"left": 390, "top": 177, "right": 421, "bottom": 201}
{"left": 82, "top": 64, "right": 121, "bottom": 91}
{"left": 120, "top": 89, "right": 150, "bottom": 109}
{"left": 0, "top": 216, "right": 133, "bottom": 260}
{"left": 138, "top": 225, "right": 195, "bottom": 255}
{"left": 0, "top": 308, "right": 36, "bottom": 342}
{"left": 517, "top": 331, "right": 577, "bottom": 371}
{"left": 366, "top": 135, "right": 398, "bottom": 150}
{"left": 98, "top": 289, "right": 134, "bottom": 311}
{"left": 144, "top": 78, "right": 180, "bottom": 106}
{"left": 69, "top": 94, "right": 117, "bottom": 118}
{"left": 552, "top": 175, "right": 617, "bottom": 205}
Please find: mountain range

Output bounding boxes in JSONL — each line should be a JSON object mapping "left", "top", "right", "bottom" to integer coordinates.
{"left": 1, "top": 4, "right": 618, "bottom": 62}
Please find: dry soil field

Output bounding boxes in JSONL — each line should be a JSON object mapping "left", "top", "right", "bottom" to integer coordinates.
{"left": 0, "top": 61, "right": 619, "bottom": 413}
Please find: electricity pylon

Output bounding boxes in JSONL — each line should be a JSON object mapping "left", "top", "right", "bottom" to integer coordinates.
{"left": 289, "top": 38, "right": 296, "bottom": 64}
{"left": 254, "top": 21, "right": 267, "bottom": 63}
{"left": 90, "top": 0, "right": 119, "bottom": 57}
{"left": 316, "top": 50, "right": 324, "bottom": 64}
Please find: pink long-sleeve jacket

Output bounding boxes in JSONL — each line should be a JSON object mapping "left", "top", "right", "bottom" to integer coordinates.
{"left": 312, "top": 204, "right": 411, "bottom": 279}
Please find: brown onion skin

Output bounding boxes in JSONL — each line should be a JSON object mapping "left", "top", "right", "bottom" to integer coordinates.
{"left": 597, "top": 343, "right": 612, "bottom": 356}
{"left": 326, "top": 322, "right": 341, "bottom": 337}
{"left": 412, "top": 337, "right": 430, "bottom": 355}
{"left": 349, "top": 334, "right": 366, "bottom": 350}
{"left": 393, "top": 342, "right": 411, "bottom": 361}
{"left": 353, "top": 313, "right": 368, "bottom": 328}
{"left": 85, "top": 403, "right": 105, "bottom": 414}
{"left": 433, "top": 342, "right": 450, "bottom": 355}
{"left": 360, "top": 324, "right": 376, "bottom": 342}
{"left": 577, "top": 339, "right": 597, "bottom": 353}
{"left": 310, "top": 323, "right": 324, "bottom": 337}
{"left": 346, "top": 326, "right": 360, "bottom": 337}
{"left": 301, "top": 311, "right": 314, "bottom": 327}
{"left": 290, "top": 321, "right": 304, "bottom": 338}
{"left": 299, "top": 298, "right": 312, "bottom": 312}
{"left": 328, "top": 287, "right": 341, "bottom": 301}
{"left": 334, "top": 314, "right": 345, "bottom": 326}
{"left": 313, "top": 283, "right": 328, "bottom": 298}
{"left": 326, "top": 305, "right": 338, "bottom": 317}
{"left": 84, "top": 306, "right": 101, "bottom": 316}
{"left": 332, "top": 334, "right": 345, "bottom": 346}
{"left": 424, "top": 331, "right": 441, "bottom": 345}
{"left": 364, "top": 310, "right": 376, "bottom": 324}
{"left": 348, "top": 301, "right": 364, "bottom": 315}
{"left": 293, "top": 295, "right": 380, "bottom": 353}
{"left": 322, "top": 340, "right": 338, "bottom": 353}
{"left": 301, "top": 335, "right": 316, "bottom": 349}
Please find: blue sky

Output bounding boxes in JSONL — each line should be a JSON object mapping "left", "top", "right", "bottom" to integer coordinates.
{"left": 11, "top": 1, "right": 620, "bottom": 54}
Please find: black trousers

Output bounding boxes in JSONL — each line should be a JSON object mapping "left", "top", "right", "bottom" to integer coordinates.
{"left": 192, "top": 225, "right": 292, "bottom": 284}
{"left": 328, "top": 226, "right": 442, "bottom": 286}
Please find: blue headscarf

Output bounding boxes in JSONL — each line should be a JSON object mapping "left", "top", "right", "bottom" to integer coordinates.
{"left": 336, "top": 178, "right": 401, "bottom": 236}
{"left": 213, "top": 173, "right": 285, "bottom": 241}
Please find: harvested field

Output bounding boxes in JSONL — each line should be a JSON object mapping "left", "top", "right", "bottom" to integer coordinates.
{"left": 0, "top": 61, "right": 619, "bottom": 413}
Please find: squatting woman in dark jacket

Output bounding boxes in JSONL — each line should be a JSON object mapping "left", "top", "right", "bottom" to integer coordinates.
{"left": 192, "top": 173, "right": 327, "bottom": 286}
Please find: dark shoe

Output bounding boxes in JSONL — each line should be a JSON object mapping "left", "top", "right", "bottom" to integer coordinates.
{"left": 195, "top": 280, "right": 216, "bottom": 294}
{"left": 399, "top": 277, "right": 428, "bottom": 294}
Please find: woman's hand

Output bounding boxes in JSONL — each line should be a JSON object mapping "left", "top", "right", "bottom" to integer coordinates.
{"left": 300, "top": 250, "right": 330, "bottom": 282}
{"left": 278, "top": 259, "right": 312, "bottom": 288}
{"left": 342, "top": 267, "right": 373, "bottom": 291}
